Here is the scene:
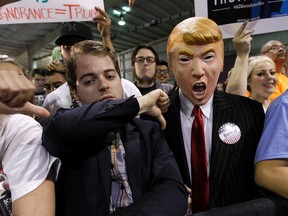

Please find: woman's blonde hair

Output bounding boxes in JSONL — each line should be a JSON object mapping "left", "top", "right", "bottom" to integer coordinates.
{"left": 247, "top": 55, "right": 275, "bottom": 79}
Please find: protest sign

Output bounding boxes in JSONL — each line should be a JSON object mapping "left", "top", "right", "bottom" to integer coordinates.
{"left": 195, "top": 0, "right": 288, "bottom": 38}
{"left": 0, "top": 0, "right": 104, "bottom": 24}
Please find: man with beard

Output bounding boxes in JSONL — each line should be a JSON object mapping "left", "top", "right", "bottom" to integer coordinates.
{"left": 260, "top": 40, "right": 288, "bottom": 101}
{"left": 132, "top": 44, "right": 166, "bottom": 95}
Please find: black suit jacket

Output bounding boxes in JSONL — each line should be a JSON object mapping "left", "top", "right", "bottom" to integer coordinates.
{"left": 164, "top": 90, "right": 265, "bottom": 209}
{"left": 42, "top": 97, "right": 187, "bottom": 216}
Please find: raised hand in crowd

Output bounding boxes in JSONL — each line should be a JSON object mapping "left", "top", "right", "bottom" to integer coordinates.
{"left": 93, "top": 6, "right": 114, "bottom": 52}
{"left": 129, "top": 0, "right": 135, "bottom": 7}
{"left": 225, "top": 21, "right": 254, "bottom": 96}
{"left": 47, "top": 60, "right": 65, "bottom": 73}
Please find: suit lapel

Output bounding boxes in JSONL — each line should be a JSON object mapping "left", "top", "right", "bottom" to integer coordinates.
{"left": 209, "top": 91, "right": 235, "bottom": 203}
{"left": 121, "top": 124, "right": 142, "bottom": 201}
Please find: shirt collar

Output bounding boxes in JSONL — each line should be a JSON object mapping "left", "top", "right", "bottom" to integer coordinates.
{"left": 179, "top": 89, "right": 213, "bottom": 119}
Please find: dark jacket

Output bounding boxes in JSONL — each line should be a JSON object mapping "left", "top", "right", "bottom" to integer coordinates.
{"left": 42, "top": 97, "right": 187, "bottom": 216}
{"left": 164, "top": 90, "right": 265, "bottom": 209}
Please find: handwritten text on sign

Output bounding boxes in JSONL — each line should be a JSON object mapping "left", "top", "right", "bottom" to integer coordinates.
{"left": 0, "top": 0, "right": 104, "bottom": 24}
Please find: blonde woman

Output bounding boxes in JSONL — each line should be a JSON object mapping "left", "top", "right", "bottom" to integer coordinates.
{"left": 247, "top": 56, "right": 277, "bottom": 111}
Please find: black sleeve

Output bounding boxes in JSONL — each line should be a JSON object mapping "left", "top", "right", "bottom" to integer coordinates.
{"left": 42, "top": 97, "right": 139, "bottom": 157}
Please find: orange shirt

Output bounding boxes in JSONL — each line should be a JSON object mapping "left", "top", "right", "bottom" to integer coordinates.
{"left": 270, "top": 73, "right": 288, "bottom": 101}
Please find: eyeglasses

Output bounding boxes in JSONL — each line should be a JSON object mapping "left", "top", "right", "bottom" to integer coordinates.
{"left": 156, "top": 69, "right": 169, "bottom": 73}
{"left": 265, "top": 45, "right": 286, "bottom": 52}
{"left": 134, "top": 57, "right": 156, "bottom": 64}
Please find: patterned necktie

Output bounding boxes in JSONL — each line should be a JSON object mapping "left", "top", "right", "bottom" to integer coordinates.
{"left": 191, "top": 106, "right": 209, "bottom": 213}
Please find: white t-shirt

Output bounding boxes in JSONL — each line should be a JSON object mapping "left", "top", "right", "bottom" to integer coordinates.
{"left": 43, "top": 79, "right": 142, "bottom": 115}
{"left": 0, "top": 114, "right": 60, "bottom": 202}
{"left": 42, "top": 82, "right": 72, "bottom": 115}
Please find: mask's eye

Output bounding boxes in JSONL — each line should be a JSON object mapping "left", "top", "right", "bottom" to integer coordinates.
{"left": 178, "top": 55, "right": 190, "bottom": 63}
{"left": 203, "top": 53, "right": 215, "bottom": 62}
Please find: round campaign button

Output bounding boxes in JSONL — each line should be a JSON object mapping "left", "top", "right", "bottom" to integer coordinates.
{"left": 218, "top": 122, "right": 241, "bottom": 144}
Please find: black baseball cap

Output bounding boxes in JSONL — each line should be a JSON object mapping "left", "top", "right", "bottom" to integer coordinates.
{"left": 55, "top": 21, "right": 94, "bottom": 46}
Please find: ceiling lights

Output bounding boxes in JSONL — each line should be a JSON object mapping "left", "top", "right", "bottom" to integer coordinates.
{"left": 113, "top": 9, "right": 121, "bottom": 15}
{"left": 122, "top": 6, "right": 131, "bottom": 12}
{"left": 113, "top": 6, "right": 131, "bottom": 26}
{"left": 0, "top": 54, "right": 8, "bottom": 59}
{"left": 113, "top": 6, "right": 131, "bottom": 15}
{"left": 118, "top": 16, "right": 126, "bottom": 26}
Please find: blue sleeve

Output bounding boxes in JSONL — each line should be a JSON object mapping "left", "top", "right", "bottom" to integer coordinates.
{"left": 254, "top": 96, "right": 288, "bottom": 164}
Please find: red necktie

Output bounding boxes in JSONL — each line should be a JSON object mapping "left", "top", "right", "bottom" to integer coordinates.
{"left": 191, "top": 106, "right": 209, "bottom": 213}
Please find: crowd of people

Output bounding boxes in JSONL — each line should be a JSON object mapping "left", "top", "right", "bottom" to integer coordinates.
{"left": 0, "top": 3, "right": 288, "bottom": 216}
